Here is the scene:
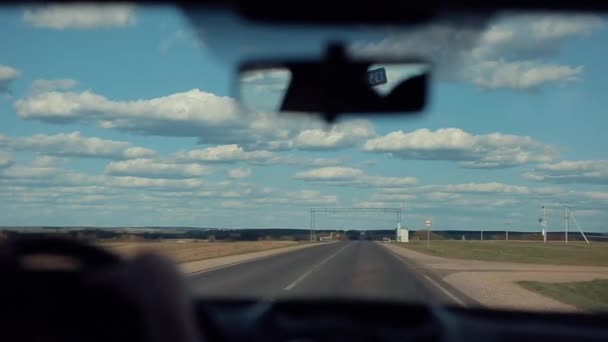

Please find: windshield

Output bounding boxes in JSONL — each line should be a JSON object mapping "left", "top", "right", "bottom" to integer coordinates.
{"left": 1, "top": 4, "right": 607, "bottom": 313}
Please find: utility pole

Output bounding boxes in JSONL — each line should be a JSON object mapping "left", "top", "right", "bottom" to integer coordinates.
{"left": 309, "top": 209, "right": 314, "bottom": 242}
{"left": 481, "top": 229, "right": 483, "bottom": 241}
{"left": 542, "top": 206, "right": 547, "bottom": 244}
{"left": 564, "top": 205, "right": 569, "bottom": 244}
{"left": 506, "top": 221, "right": 511, "bottom": 241}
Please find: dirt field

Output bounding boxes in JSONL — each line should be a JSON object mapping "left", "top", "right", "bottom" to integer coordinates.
{"left": 98, "top": 240, "right": 304, "bottom": 263}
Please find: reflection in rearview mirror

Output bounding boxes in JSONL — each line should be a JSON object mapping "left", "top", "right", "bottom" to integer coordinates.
{"left": 239, "top": 68, "right": 292, "bottom": 112}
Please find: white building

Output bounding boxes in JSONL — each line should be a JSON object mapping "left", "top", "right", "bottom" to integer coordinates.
{"left": 396, "top": 223, "right": 409, "bottom": 242}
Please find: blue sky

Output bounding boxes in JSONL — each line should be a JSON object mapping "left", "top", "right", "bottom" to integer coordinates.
{"left": 0, "top": 5, "right": 607, "bottom": 232}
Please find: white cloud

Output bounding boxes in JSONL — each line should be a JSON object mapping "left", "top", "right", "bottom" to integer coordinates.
{"left": 370, "top": 193, "right": 416, "bottom": 202}
{"left": 294, "top": 166, "right": 363, "bottom": 181}
{"left": 228, "top": 167, "right": 252, "bottom": 179}
{"left": 23, "top": 4, "right": 136, "bottom": 29}
{"left": 107, "top": 176, "right": 204, "bottom": 191}
{"left": 1, "top": 166, "right": 62, "bottom": 179}
{"left": 32, "top": 155, "right": 66, "bottom": 167}
{"left": 15, "top": 82, "right": 375, "bottom": 151}
{"left": 293, "top": 166, "right": 418, "bottom": 188}
{"left": 220, "top": 200, "right": 252, "bottom": 209}
{"left": 450, "top": 198, "right": 519, "bottom": 207}
{"left": 0, "top": 154, "right": 13, "bottom": 169}
{"left": 15, "top": 88, "right": 239, "bottom": 128}
{"left": 175, "top": 144, "right": 277, "bottom": 164}
{"left": 105, "top": 158, "right": 213, "bottom": 179}
{"left": 29, "top": 79, "right": 77, "bottom": 95}
{"left": 0, "top": 65, "right": 20, "bottom": 94}
{"left": 0, "top": 132, "right": 156, "bottom": 160}
{"left": 159, "top": 28, "right": 204, "bottom": 54}
{"left": 363, "top": 128, "right": 556, "bottom": 168}
{"left": 351, "top": 14, "right": 603, "bottom": 90}
{"left": 582, "top": 192, "right": 608, "bottom": 201}
{"left": 254, "top": 189, "right": 338, "bottom": 206}
{"left": 469, "top": 61, "right": 582, "bottom": 90}
{"left": 428, "top": 182, "right": 531, "bottom": 195}
{"left": 288, "top": 120, "right": 376, "bottom": 150}
{"left": 424, "top": 192, "right": 463, "bottom": 201}
{"left": 523, "top": 160, "right": 608, "bottom": 184}
{"left": 280, "top": 155, "right": 345, "bottom": 168}
{"left": 14, "top": 87, "right": 301, "bottom": 148}
{"left": 530, "top": 15, "right": 604, "bottom": 40}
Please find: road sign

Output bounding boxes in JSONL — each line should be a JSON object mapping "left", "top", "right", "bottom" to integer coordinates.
{"left": 368, "top": 67, "right": 387, "bottom": 87}
{"left": 425, "top": 219, "right": 432, "bottom": 227}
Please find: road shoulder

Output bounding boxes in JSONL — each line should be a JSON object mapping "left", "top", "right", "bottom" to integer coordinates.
{"left": 181, "top": 242, "right": 333, "bottom": 275}
{"left": 380, "top": 242, "right": 608, "bottom": 312}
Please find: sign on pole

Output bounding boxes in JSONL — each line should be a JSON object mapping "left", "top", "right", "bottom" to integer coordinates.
{"left": 424, "top": 219, "right": 432, "bottom": 248}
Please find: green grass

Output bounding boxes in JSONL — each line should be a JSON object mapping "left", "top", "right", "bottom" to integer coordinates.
{"left": 519, "top": 279, "right": 608, "bottom": 311}
{"left": 395, "top": 240, "right": 608, "bottom": 266}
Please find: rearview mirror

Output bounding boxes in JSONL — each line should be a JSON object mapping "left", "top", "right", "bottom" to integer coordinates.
{"left": 237, "top": 44, "right": 429, "bottom": 122}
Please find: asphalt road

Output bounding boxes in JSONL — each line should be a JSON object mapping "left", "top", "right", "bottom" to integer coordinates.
{"left": 188, "top": 241, "right": 468, "bottom": 305}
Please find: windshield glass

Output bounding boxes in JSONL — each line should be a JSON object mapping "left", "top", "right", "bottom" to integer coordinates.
{"left": 1, "top": 5, "right": 607, "bottom": 313}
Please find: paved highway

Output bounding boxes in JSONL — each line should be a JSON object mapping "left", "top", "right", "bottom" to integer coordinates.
{"left": 188, "top": 241, "right": 468, "bottom": 305}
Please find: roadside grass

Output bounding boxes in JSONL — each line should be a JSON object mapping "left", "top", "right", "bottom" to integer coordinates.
{"left": 100, "top": 240, "right": 309, "bottom": 263}
{"left": 519, "top": 279, "right": 608, "bottom": 311}
{"left": 394, "top": 240, "right": 608, "bottom": 266}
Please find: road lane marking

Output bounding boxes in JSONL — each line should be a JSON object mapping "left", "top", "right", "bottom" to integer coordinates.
{"left": 186, "top": 242, "right": 338, "bottom": 277}
{"left": 283, "top": 243, "right": 351, "bottom": 291}
{"left": 423, "top": 275, "right": 465, "bottom": 306}
{"left": 377, "top": 242, "right": 468, "bottom": 307}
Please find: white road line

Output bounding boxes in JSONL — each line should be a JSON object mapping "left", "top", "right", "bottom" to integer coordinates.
{"left": 283, "top": 243, "right": 350, "bottom": 291}
{"left": 423, "top": 275, "right": 465, "bottom": 306}
{"left": 378, "top": 242, "right": 467, "bottom": 307}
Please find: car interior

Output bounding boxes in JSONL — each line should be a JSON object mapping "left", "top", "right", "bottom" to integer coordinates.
{"left": 1, "top": 1, "right": 608, "bottom": 341}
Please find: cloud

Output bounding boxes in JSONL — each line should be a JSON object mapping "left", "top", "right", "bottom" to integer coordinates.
{"left": 370, "top": 193, "right": 417, "bottom": 202}
{"left": 280, "top": 120, "right": 376, "bottom": 150}
{"left": 0, "top": 154, "right": 13, "bottom": 169}
{"left": 240, "top": 68, "right": 292, "bottom": 98}
{"left": 469, "top": 61, "right": 582, "bottom": 90}
{"left": 29, "top": 79, "right": 77, "bottom": 95}
{"left": 228, "top": 167, "right": 252, "bottom": 179}
{"left": 0, "top": 65, "right": 20, "bottom": 94}
{"left": 175, "top": 144, "right": 277, "bottom": 164}
{"left": 105, "top": 158, "right": 213, "bottom": 179}
{"left": 253, "top": 189, "right": 338, "bottom": 206}
{"left": 0, "top": 132, "right": 156, "bottom": 160}
{"left": 363, "top": 128, "right": 556, "bottom": 168}
{"left": 350, "top": 14, "right": 603, "bottom": 90}
{"left": 15, "top": 88, "right": 239, "bottom": 128}
{"left": 15, "top": 83, "right": 377, "bottom": 151}
{"left": 1, "top": 165, "right": 63, "bottom": 180}
{"left": 107, "top": 176, "right": 204, "bottom": 191}
{"left": 31, "top": 155, "right": 66, "bottom": 167}
{"left": 280, "top": 155, "right": 346, "bottom": 168}
{"left": 293, "top": 166, "right": 418, "bottom": 188}
{"left": 159, "top": 28, "right": 204, "bottom": 54}
{"left": 426, "top": 182, "right": 531, "bottom": 195}
{"left": 582, "top": 192, "right": 608, "bottom": 201}
{"left": 23, "top": 4, "right": 136, "bottom": 29}
{"left": 14, "top": 87, "right": 289, "bottom": 148}
{"left": 523, "top": 160, "right": 608, "bottom": 184}
{"left": 220, "top": 200, "right": 253, "bottom": 209}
